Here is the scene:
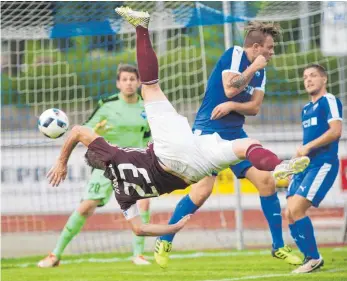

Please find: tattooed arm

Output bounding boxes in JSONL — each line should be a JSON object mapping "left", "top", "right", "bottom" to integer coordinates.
{"left": 222, "top": 55, "right": 267, "bottom": 99}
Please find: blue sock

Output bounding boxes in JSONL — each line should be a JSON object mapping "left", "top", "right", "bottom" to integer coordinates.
{"left": 160, "top": 195, "right": 199, "bottom": 242}
{"left": 294, "top": 216, "right": 320, "bottom": 259}
{"left": 289, "top": 223, "right": 307, "bottom": 256}
{"left": 260, "top": 192, "right": 284, "bottom": 249}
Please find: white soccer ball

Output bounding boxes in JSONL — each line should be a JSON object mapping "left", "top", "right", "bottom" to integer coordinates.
{"left": 38, "top": 108, "right": 69, "bottom": 139}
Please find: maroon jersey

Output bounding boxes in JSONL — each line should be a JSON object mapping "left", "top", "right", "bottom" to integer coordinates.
{"left": 87, "top": 137, "right": 188, "bottom": 211}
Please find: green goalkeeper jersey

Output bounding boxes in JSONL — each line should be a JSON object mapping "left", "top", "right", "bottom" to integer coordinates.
{"left": 84, "top": 93, "right": 151, "bottom": 148}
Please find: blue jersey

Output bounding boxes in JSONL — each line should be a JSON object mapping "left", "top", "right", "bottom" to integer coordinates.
{"left": 193, "top": 46, "right": 266, "bottom": 133}
{"left": 301, "top": 93, "right": 343, "bottom": 163}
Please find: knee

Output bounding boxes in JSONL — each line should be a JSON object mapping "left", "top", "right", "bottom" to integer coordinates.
{"left": 233, "top": 138, "right": 261, "bottom": 159}
{"left": 256, "top": 173, "right": 276, "bottom": 196}
{"left": 78, "top": 200, "right": 99, "bottom": 218}
{"left": 248, "top": 138, "right": 261, "bottom": 146}
{"left": 288, "top": 203, "right": 306, "bottom": 221}
{"left": 244, "top": 139, "right": 261, "bottom": 153}
{"left": 285, "top": 208, "right": 295, "bottom": 224}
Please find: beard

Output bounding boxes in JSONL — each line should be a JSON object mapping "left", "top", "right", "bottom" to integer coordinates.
{"left": 307, "top": 84, "right": 323, "bottom": 96}
{"left": 308, "top": 89, "right": 319, "bottom": 96}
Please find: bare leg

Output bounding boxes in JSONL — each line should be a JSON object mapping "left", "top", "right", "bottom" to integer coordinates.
{"left": 132, "top": 198, "right": 151, "bottom": 264}
{"left": 141, "top": 84, "right": 168, "bottom": 103}
{"left": 115, "top": 8, "right": 171, "bottom": 104}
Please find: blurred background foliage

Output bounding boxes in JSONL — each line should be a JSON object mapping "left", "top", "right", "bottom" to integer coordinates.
{"left": 1, "top": 1, "right": 340, "bottom": 107}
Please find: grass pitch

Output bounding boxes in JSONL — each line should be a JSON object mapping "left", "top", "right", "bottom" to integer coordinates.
{"left": 2, "top": 247, "right": 347, "bottom": 281}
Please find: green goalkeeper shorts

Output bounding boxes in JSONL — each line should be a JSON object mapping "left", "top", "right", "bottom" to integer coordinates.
{"left": 82, "top": 168, "right": 113, "bottom": 207}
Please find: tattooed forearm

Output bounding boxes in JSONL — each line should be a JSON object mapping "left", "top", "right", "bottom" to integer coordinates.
{"left": 227, "top": 73, "right": 250, "bottom": 89}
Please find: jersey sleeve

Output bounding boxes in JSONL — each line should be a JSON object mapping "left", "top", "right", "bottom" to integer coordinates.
{"left": 221, "top": 46, "right": 243, "bottom": 75}
{"left": 322, "top": 95, "right": 343, "bottom": 123}
{"left": 255, "top": 69, "right": 266, "bottom": 92}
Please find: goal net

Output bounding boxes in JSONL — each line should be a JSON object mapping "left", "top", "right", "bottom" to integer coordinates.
{"left": 1, "top": 1, "right": 346, "bottom": 258}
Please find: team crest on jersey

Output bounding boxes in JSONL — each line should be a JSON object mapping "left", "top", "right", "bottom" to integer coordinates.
{"left": 255, "top": 71, "right": 260, "bottom": 77}
{"left": 140, "top": 110, "right": 147, "bottom": 119}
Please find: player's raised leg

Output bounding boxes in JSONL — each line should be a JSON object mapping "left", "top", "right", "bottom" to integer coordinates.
{"left": 115, "top": 6, "right": 166, "bottom": 103}
{"left": 233, "top": 140, "right": 310, "bottom": 177}
{"left": 115, "top": 6, "right": 193, "bottom": 157}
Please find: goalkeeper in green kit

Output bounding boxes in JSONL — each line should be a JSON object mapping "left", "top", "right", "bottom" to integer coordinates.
{"left": 38, "top": 64, "right": 152, "bottom": 267}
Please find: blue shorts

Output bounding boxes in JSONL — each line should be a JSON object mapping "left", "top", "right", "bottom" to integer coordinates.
{"left": 193, "top": 128, "right": 252, "bottom": 179}
{"left": 286, "top": 159, "right": 339, "bottom": 207}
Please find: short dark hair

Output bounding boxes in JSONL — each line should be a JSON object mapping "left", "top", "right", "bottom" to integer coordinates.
{"left": 303, "top": 64, "right": 327, "bottom": 77}
{"left": 85, "top": 149, "right": 107, "bottom": 170}
{"left": 116, "top": 64, "right": 139, "bottom": 80}
{"left": 244, "top": 22, "right": 281, "bottom": 47}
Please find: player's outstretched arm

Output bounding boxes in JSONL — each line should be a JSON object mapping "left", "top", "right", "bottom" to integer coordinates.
{"left": 223, "top": 55, "right": 267, "bottom": 99}
{"left": 129, "top": 215, "right": 191, "bottom": 236}
{"left": 47, "top": 125, "right": 99, "bottom": 187}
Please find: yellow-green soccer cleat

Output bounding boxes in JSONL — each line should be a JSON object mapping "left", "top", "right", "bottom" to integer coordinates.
{"left": 154, "top": 239, "right": 172, "bottom": 268}
{"left": 115, "top": 6, "right": 150, "bottom": 29}
{"left": 273, "top": 156, "right": 310, "bottom": 181}
{"left": 272, "top": 245, "right": 303, "bottom": 265}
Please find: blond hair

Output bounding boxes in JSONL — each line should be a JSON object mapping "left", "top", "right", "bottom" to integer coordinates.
{"left": 244, "top": 22, "right": 281, "bottom": 47}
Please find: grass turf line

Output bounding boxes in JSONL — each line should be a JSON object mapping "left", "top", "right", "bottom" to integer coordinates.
{"left": 2, "top": 247, "right": 347, "bottom": 281}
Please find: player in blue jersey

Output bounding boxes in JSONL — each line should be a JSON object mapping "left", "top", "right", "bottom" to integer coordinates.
{"left": 155, "top": 22, "right": 303, "bottom": 267}
{"left": 285, "top": 64, "right": 343, "bottom": 273}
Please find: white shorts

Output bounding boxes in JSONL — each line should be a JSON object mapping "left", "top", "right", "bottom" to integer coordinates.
{"left": 144, "top": 100, "right": 194, "bottom": 164}
{"left": 144, "top": 100, "right": 240, "bottom": 182}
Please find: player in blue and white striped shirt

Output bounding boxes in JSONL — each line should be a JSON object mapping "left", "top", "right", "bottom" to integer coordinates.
{"left": 194, "top": 45, "right": 266, "bottom": 132}
{"left": 156, "top": 22, "right": 303, "bottom": 267}
{"left": 286, "top": 64, "right": 343, "bottom": 273}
